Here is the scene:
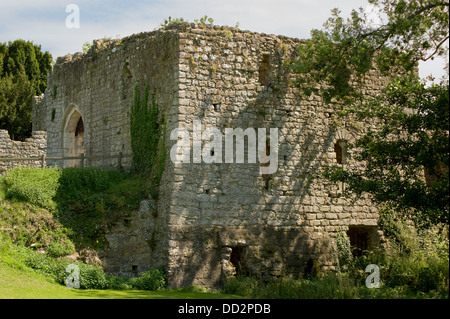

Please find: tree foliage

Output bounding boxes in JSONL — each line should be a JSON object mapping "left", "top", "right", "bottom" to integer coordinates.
{"left": 0, "top": 40, "right": 52, "bottom": 141}
{"left": 292, "top": 0, "right": 449, "bottom": 227}
{"left": 323, "top": 78, "right": 449, "bottom": 226}
{"left": 292, "top": 0, "right": 449, "bottom": 103}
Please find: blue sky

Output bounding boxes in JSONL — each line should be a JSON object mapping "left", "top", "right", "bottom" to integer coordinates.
{"left": 0, "top": 0, "right": 447, "bottom": 81}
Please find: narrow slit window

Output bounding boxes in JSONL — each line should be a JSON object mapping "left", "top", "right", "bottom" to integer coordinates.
{"left": 258, "top": 54, "right": 271, "bottom": 86}
{"left": 334, "top": 140, "right": 346, "bottom": 165}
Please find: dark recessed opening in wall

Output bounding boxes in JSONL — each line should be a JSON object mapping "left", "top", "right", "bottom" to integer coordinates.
{"left": 263, "top": 175, "right": 272, "bottom": 193}
{"left": 424, "top": 163, "right": 447, "bottom": 187}
{"left": 230, "top": 246, "right": 250, "bottom": 276}
{"left": 213, "top": 103, "right": 220, "bottom": 112}
{"left": 64, "top": 109, "right": 84, "bottom": 167}
{"left": 262, "top": 138, "right": 272, "bottom": 192}
{"left": 75, "top": 117, "right": 84, "bottom": 136}
{"left": 424, "top": 167, "right": 436, "bottom": 186}
{"left": 304, "top": 258, "right": 322, "bottom": 278}
{"left": 123, "top": 218, "right": 131, "bottom": 227}
{"left": 334, "top": 142, "right": 343, "bottom": 164}
{"left": 334, "top": 140, "right": 347, "bottom": 165}
{"left": 347, "top": 225, "right": 379, "bottom": 257}
{"left": 258, "top": 54, "right": 271, "bottom": 86}
{"left": 132, "top": 265, "right": 138, "bottom": 274}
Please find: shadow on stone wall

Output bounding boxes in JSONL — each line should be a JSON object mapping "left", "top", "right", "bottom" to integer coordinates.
{"left": 162, "top": 44, "right": 348, "bottom": 288}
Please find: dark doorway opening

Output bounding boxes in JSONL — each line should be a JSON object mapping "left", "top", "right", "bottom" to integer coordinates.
{"left": 230, "top": 246, "right": 250, "bottom": 276}
{"left": 347, "top": 225, "right": 379, "bottom": 257}
{"left": 63, "top": 109, "right": 84, "bottom": 167}
{"left": 75, "top": 117, "right": 84, "bottom": 136}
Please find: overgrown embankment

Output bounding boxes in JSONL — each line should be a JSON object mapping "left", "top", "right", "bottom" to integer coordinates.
{"left": 1, "top": 166, "right": 448, "bottom": 298}
{"left": 0, "top": 81, "right": 169, "bottom": 295}
{"left": 224, "top": 210, "right": 449, "bottom": 299}
{"left": 0, "top": 166, "right": 166, "bottom": 291}
{"left": 1, "top": 166, "right": 151, "bottom": 250}
{"left": 0, "top": 167, "right": 237, "bottom": 297}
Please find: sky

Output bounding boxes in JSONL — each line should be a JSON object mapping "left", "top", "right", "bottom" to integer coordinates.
{"left": 0, "top": 0, "right": 447, "bottom": 82}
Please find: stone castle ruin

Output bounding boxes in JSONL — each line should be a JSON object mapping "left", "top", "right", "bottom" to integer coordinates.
{"left": 32, "top": 23, "right": 387, "bottom": 287}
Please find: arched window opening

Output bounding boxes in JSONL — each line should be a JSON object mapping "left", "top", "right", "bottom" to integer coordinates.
{"left": 334, "top": 139, "right": 348, "bottom": 193}
{"left": 334, "top": 140, "right": 347, "bottom": 165}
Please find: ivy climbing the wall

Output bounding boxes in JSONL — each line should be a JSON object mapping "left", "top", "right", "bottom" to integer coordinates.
{"left": 130, "top": 83, "right": 166, "bottom": 198}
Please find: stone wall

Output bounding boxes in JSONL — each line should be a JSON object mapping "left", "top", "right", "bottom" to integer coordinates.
{"left": 33, "top": 23, "right": 388, "bottom": 288}
{"left": 161, "top": 23, "right": 388, "bottom": 287}
{"left": 0, "top": 130, "right": 47, "bottom": 173}
{"left": 33, "top": 29, "right": 181, "bottom": 169}
{"left": 32, "top": 27, "right": 182, "bottom": 275}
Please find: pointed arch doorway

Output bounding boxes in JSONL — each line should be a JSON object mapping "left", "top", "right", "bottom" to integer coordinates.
{"left": 63, "top": 106, "right": 85, "bottom": 167}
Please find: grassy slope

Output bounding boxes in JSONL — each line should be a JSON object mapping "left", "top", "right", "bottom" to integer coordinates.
{"left": 0, "top": 261, "right": 242, "bottom": 299}
{"left": 0, "top": 171, "right": 242, "bottom": 299}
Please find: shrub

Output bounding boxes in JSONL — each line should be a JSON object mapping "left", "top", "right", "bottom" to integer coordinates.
{"left": 106, "top": 275, "right": 133, "bottom": 290}
{"left": 376, "top": 210, "right": 449, "bottom": 295}
{"left": 55, "top": 170, "right": 147, "bottom": 249}
{"left": 223, "top": 276, "right": 261, "bottom": 298}
{"left": 56, "top": 167, "right": 129, "bottom": 199}
{"left": 131, "top": 267, "right": 167, "bottom": 291}
{"left": 77, "top": 262, "right": 109, "bottom": 289}
{"left": 46, "top": 240, "right": 75, "bottom": 258}
{"left": 19, "top": 246, "right": 59, "bottom": 275}
{"left": 2, "top": 167, "right": 61, "bottom": 209}
{"left": 50, "top": 259, "right": 109, "bottom": 290}
{"left": 10, "top": 243, "right": 108, "bottom": 290}
{"left": 335, "top": 231, "right": 353, "bottom": 270}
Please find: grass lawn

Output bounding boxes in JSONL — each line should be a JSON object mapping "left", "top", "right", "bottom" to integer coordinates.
{"left": 0, "top": 262, "right": 243, "bottom": 299}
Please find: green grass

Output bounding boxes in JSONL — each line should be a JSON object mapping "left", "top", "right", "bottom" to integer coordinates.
{"left": 223, "top": 273, "right": 448, "bottom": 299}
{"left": 1, "top": 167, "right": 61, "bottom": 209}
{"left": 0, "top": 261, "right": 242, "bottom": 299}
{"left": 0, "top": 229, "right": 242, "bottom": 299}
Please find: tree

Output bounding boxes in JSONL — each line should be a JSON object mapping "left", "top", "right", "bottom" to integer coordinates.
{"left": 292, "top": 0, "right": 449, "bottom": 227}
{"left": 323, "top": 78, "right": 448, "bottom": 227}
{"left": 0, "top": 40, "right": 53, "bottom": 141}
{"left": 0, "top": 72, "right": 33, "bottom": 141}
{"left": 293, "top": 0, "right": 449, "bottom": 103}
